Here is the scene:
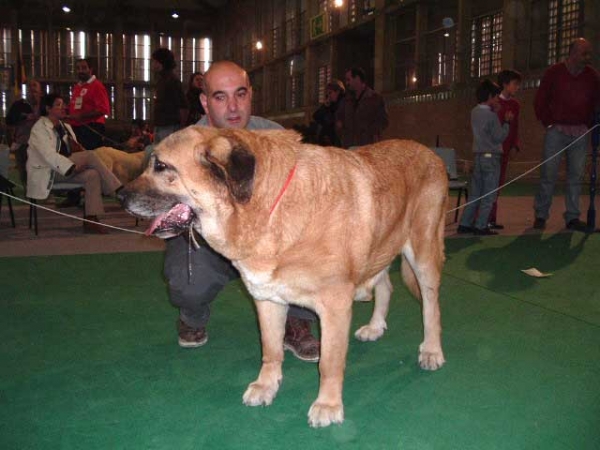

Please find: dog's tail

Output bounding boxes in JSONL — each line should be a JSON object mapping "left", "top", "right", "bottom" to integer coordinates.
{"left": 401, "top": 254, "right": 422, "bottom": 300}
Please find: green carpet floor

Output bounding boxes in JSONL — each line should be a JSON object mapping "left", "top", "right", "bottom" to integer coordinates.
{"left": 1, "top": 234, "right": 599, "bottom": 449}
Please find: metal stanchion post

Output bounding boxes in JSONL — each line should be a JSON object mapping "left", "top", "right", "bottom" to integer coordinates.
{"left": 586, "top": 113, "right": 600, "bottom": 232}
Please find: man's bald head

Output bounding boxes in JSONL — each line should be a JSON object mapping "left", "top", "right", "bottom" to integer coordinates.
{"left": 200, "top": 61, "right": 253, "bottom": 129}
{"left": 568, "top": 38, "right": 593, "bottom": 70}
{"left": 203, "top": 61, "right": 250, "bottom": 93}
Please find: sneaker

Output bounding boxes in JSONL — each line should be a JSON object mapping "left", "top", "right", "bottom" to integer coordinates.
{"left": 566, "top": 218, "right": 588, "bottom": 232}
{"left": 177, "top": 319, "right": 208, "bottom": 348}
{"left": 284, "top": 317, "right": 320, "bottom": 363}
{"left": 473, "top": 227, "right": 498, "bottom": 236}
{"left": 457, "top": 225, "right": 474, "bottom": 234}
{"left": 488, "top": 222, "right": 504, "bottom": 230}
{"left": 533, "top": 218, "right": 546, "bottom": 230}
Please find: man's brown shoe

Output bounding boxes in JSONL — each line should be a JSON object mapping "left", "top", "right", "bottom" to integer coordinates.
{"left": 177, "top": 319, "right": 208, "bottom": 348}
{"left": 83, "top": 216, "right": 109, "bottom": 234}
{"left": 284, "top": 317, "right": 320, "bottom": 363}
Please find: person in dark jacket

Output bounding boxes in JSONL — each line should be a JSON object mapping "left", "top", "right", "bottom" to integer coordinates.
{"left": 151, "top": 48, "right": 188, "bottom": 144}
{"left": 312, "top": 80, "right": 345, "bottom": 147}
{"left": 186, "top": 71, "right": 206, "bottom": 126}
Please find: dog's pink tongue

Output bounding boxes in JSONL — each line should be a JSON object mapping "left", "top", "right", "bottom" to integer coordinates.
{"left": 145, "top": 213, "right": 168, "bottom": 236}
{"left": 144, "top": 203, "right": 193, "bottom": 236}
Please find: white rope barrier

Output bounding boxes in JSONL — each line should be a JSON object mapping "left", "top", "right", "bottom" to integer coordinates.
{"left": 446, "top": 124, "right": 600, "bottom": 214}
{"left": 1, "top": 124, "right": 598, "bottom": 232}
{"left": 0, "top": 190, "right": 145, "bottom": 235}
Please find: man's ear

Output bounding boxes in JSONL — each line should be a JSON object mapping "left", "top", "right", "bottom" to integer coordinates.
{"left": 200, "top": 92, "right": 208, "bottom": 116}
{"left": 204, "top": 134, "right": 256, "bottom": 204}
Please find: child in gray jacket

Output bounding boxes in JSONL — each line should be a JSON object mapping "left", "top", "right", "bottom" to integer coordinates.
{"left": 458, "top": 79, "right": 514, "bottom": 235}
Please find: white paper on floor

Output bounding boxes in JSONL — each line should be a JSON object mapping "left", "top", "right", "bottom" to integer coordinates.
{"left": 521, "top": 268, "right": 553, "bottom": 278}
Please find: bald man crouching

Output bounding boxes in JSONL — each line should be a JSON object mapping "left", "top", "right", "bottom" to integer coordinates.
{"left": 163, "top": 61, "right": 320, "bottom": 361}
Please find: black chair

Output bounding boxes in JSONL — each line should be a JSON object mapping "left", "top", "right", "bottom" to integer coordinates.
{"left": 432, "top": 147, "right": 469, "bottom": 223}
{"left": 0, "top": 175, "right": 16, "bottom": 228}
{"left": 0, "top": 146, "right": 16, "bottom": 228}
{"left": 29, "top": 182, "right": 85, "bottom": 235}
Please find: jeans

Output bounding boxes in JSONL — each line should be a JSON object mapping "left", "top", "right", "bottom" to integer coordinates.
{"left": 459, "top": 153, "right": 502, "bottom": 230}
{"left": 163, "top": 235, "right": 318, "bottom": 328}
{"left": 534, "top": 126, "right": 589, "bottom": 224}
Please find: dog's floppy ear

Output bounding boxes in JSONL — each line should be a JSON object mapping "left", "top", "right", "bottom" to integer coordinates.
{"left": 203, "top": 134, "right": 256, "bottom": 204}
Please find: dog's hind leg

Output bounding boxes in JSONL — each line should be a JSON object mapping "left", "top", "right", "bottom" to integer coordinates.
{"left": 402, "top": 220, "right": 445, "bottom": 371}
{"left": 354, "top": 268, "right": 393, "bottom": 342}
{"left": 243, "top": 300, "right": 288, "bottom": 407}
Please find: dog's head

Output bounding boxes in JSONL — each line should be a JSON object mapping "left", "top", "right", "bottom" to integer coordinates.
{"left": 118, "top": 126, "right": 300, "bottom": 242}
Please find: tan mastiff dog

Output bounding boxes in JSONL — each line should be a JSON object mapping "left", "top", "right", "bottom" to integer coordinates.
{"left": 118, "top": 126, "right": 447, "bottom": 427}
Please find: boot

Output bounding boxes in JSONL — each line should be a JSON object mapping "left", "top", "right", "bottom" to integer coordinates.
{"left": 83, "top": 216, "right": 109, "bottom": 234}
{"left": 284, "top": 317, "right": 320, "bottom": 363}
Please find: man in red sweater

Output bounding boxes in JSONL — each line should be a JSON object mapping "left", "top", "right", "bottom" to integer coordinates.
{"left": 489, "top": 69, "right": 522, "bottom": 230}
{"left": 533, "top": 38, "right": 600, "bottom": 232}
{"left": 66, "top": 58, "right": 110, "bottom": 151}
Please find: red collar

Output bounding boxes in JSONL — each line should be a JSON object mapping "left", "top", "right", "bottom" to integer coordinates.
{"left": 269, "top": 164, "right": 297, "bottom": 216}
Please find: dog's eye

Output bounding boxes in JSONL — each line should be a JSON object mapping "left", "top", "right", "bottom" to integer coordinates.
{"left": 154, "top": 159, "right": 167, "bottom": 172}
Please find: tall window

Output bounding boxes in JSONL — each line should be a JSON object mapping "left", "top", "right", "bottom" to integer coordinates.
{"left": 20, "top": 30, "right": 50, "bottom": 79}
{"left": 287, "top": 55, "right": 304, "bottom": 109}
{"left": 0, "top": 28, "right": 13, "bottom": 116}
{"left": 0, "top": 28, "right": 11, "bottom": 66}
{"left": 316, "top": 64, "right": 331, "bottom": 104}
{"left": 56, "top": 30, "right": 87, "bottom": 79}
{"left": 92, "top": 33, "right": 114, "bottom": 81}
{"left": 470, "top": 11, "right": 503, "bottom": 77}
{"left": 123, "top": 34, "right": 151, "bottom": 82}
{"left": 393, "top": 8, "right": 417, "bottom": 91}
{"left": 548, "top": 0, "right": 583, "bottom": 64}
{"left": 426, "top": 31, "right": 457, "bottom": 87}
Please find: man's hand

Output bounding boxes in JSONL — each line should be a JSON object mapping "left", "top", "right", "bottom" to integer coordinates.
{"left": 504, "top": 111, "right": 515, "bottom": 123}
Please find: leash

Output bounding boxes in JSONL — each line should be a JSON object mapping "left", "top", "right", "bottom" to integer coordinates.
{"left": 78, "top": 121, "right": 123, "bottom": 148}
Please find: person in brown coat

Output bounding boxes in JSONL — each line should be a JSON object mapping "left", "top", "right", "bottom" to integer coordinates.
{"left": 336, "top": 67, "right": 389, "bottom": 148}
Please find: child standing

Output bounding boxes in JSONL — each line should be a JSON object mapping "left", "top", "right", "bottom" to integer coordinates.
{"left": 458, "top": 79, "right": 514, "bottom": 235}
{"left": 488, "top": 70, "right": 522, "bottom": 229}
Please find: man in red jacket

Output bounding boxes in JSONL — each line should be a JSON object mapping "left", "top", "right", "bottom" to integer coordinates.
{"left": 533, "top": 38, "right": 600, "bottom": 231}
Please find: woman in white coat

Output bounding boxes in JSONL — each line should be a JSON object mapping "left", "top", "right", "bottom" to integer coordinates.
{"left": 27, "top": 93, "right": 122, "bottom": 234}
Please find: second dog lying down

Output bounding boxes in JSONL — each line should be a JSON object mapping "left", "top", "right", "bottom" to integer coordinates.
{"left": 94, "top": 146, "right": 147, "bottom": 185}
{"left": 119, "top": 126, "right": 448, "bottom": 427}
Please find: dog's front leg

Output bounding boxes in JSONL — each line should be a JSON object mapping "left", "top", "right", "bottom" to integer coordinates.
{"left": 308, "top": 297, "right": 353, "bottom": 427}
{"left": 243, "top": 299, "right": 288, "bottom": 407}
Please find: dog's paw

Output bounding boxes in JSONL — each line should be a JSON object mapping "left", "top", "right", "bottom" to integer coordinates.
{"left": 354, "top": 323, "right": 386, "bottom": 341}
{"left": 242, "top": 381, "right": 279, "bottom": 407}
{"left": 307, "top": 401, "right": 344, "bottom": 428}
{"left": 418, "top": 344, "right": 445, "bottom": 371}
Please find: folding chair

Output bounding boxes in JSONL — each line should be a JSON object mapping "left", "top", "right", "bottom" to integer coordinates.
{"left": 432, "top": 147, "right": 468, "bottom": 223}
{"left": 29, "top": 182, "right": 85, "bottom": 235}
{"left": 0, "top": 145, "right": 16, "bottom": 227}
